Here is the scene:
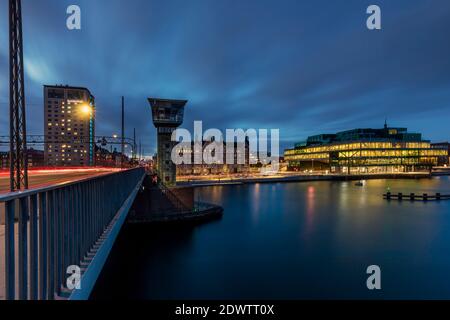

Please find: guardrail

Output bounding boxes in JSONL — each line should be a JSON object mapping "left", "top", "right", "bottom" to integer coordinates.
{"left": 0, "top": 167, "right": 145, "bottom": 300}
{"left": 158, "top": 180, "right": 191, "bottom": 213}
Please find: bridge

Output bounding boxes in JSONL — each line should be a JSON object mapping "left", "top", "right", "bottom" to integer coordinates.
{"left": 0, "top": 167, "right": 146, "bottom": 300}
{"left": 0, "top": 2, "right": 222, "bottom": 299}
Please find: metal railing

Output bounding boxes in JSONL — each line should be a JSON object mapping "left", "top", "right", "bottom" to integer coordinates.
{"left": 158, "top": 181, "right": 191, "bottom": 213}
{"left": 145, "top": 201, "right": 223, "bottom": 221}
{"left": 0, "top": 167, "right": 145, "bottom": 300}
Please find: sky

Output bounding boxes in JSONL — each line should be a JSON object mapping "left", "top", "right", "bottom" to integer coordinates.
{"left": 0, "top": 0, "right": 450, "bottom": 155}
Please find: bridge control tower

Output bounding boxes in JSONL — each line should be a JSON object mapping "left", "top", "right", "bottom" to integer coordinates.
{"left": 148, "top": 98, "right": 188, "bottom": 185}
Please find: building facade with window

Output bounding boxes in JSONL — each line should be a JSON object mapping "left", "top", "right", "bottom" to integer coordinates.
{"left": 44, "top": 85, "right": 95, "bottom": 166}
{"left": 1, "top": 148, "right": 45, "bottom": 169}
{"left": 431, "top": 142, "right": 450, "bottom": 166}
{"left": 175, "top": 140, "right": 250, "bottom": 176}
{"left": 284, "top": 123, "right": 448, "bottom": 174}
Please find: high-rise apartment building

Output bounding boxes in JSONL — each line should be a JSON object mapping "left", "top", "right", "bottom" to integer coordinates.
{"left": 44, "top": 85, "right": 95, "bottom": 166}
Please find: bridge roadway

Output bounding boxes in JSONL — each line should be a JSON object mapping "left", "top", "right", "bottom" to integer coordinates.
{"left": 0, "top": 168, "right": 120, "bottom": 194}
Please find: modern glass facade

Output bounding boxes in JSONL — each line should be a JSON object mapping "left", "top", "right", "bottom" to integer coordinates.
{"left": 284, "top": 125, "right": 448, "bottom": 173}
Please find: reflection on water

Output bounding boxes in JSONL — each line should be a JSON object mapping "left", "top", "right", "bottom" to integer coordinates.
{"left": 91, "top": 177, "right": 450, "bottom": 300}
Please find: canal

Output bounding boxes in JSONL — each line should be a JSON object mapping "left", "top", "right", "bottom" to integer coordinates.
{"left": 91, "top": 177, "right": 450, "bottom": 299}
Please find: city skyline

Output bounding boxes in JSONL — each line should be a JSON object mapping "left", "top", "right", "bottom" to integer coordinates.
{"left": 0, "top": 0, "right": 450, "bottom": 156}
{"left": 2, "top": 0, "right": 450, "bottom": 306}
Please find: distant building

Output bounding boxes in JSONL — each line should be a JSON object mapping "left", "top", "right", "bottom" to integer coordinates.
{"left": 284, "top": 123, "right": 448, "bottom": 174}
{"left": 94, "top": 146, "right": 115, "bottom": 167}
{"left": 27, "top": 148, "right": 45, "bottom": 168}
{"left": 175, "top": 140, "right": 250, "bottom": 176}
{"left": 95, "top": 146, "right": 132, "bottom": 168}
{"left": 0, "top": 148, "right": 45, "bottom": 169}
{"left": 44, "top": 85, "right": 95, "bottom": 166}
{"left": 431, "top": 142, "right": 450, "bottom": 166}
{"left": 0, "top": 152, "right": 8, "bottom": 170}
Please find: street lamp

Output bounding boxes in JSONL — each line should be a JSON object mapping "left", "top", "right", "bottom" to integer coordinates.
{"left": 78, "top": 103, "right": 94, "bottom": 166}
{"left": 80, "top": 104, "right": 92, "bottom": 116}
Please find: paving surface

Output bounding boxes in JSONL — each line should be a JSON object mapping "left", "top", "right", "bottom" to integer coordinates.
{"left": 0, "top": 168, "right": 119, "bottom": 195}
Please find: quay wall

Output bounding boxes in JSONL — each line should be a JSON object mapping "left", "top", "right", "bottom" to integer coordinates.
{"left": 178, "top": 173, "right": 433, "bottom": 187}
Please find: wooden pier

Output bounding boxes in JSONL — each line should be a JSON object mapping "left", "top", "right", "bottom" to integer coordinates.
{"left": 383, "top": 192, "right": 450, "bottom": 201}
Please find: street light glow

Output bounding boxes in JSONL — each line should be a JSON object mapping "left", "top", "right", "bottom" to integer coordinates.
{"left": 80, "top": 104, "right": 92, "bottom": 115}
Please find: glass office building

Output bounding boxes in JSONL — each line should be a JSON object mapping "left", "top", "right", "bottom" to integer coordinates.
{"left": 284, "top": 124, "right": 448, "bottom": 173}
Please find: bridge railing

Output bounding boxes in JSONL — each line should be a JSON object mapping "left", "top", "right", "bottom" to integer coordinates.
{"left": 0, "top": 167, "right": 145, "bottom": 300}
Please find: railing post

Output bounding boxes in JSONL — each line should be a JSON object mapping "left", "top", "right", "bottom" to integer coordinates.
{"left": 48, "top": 190, "right": 55, "bottom": 300}
{"left": 29, "top": 194, "right": 38, "bottom": 300}
{"left": 75, "top": 184, "right": 81, "bottom": 265}
{"left": 69, "top": 186, "right": 75, "bottom": 268}
{"left": 18, "top": 197, "right": 29, "bottom": 300}
{"left": 88, "top": 182, "right": 92, "bottom": 250}
{"left": 5, "top": 200, "right": 16, "bottom": 300}
{"left": 82, "top": 184, "right": 87, "bottom": 258}
{"left": 94, "top": 181, "right": 98, "bottom": 239}
{"left": 81, "top": 183, "right": 86, "bottom": 260}
{"left": 63, "top": 188, "right": 69, "bottom": 291}
{"left": 56, "top": 189, "right": 63, "bottom": 295}
{"left": 66, "top": 187, "right": 71, "bottom": 272}
{"left": 39, "top": 192, "right": 48, "bottom": 300}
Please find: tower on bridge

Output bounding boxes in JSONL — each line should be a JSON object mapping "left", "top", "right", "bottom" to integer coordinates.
{"left": 148, "top": 98, "right": 187, "bottom": 185}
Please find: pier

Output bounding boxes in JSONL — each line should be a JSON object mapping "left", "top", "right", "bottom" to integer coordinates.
{"left": 383, "top": 192, "right": 450, "bottom": 201}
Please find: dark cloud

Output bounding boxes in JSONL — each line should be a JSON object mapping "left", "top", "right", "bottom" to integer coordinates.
{"left": 0, "top": 0, "right": 449, "bottom": 154}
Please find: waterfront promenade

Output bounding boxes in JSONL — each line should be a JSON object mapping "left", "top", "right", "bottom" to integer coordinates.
{"left": 177, "top": 172, "right": 434, "bottom": 187}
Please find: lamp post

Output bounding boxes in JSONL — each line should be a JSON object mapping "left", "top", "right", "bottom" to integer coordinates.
{"left": 79, "top": 103, "right": 94, "bottom": 166}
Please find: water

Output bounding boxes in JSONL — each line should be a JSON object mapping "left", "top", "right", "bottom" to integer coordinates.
{"left": 91, "top": 177, "right": 450, "bottom": 299}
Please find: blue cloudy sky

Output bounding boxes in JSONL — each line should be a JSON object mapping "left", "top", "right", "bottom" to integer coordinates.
{"left": 0, "top": 0, "right": 450, "bottom": 154}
